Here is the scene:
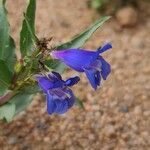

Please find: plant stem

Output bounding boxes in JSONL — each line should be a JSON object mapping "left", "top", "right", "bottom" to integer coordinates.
{"left": 0, "top": 91, "right": 17, "bottom": 105}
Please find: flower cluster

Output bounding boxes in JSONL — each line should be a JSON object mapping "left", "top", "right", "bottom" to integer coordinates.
{"left": 35, "top": 43, "right": 112, "bottom": 115}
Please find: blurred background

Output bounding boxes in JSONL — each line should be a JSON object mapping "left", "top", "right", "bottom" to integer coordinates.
{"left": 0, "top": 0, "right": 150, "bottom": 149}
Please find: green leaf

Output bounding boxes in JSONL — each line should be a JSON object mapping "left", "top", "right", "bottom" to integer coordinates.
{"left": 0, "top": 59, "right": 13, "bottom": 95}
{"left": 56, "top": 16, "right": 111, "bottom": 50}
{"left": 0, "top": 88, "right": 5, "bottom": 96}
{"left": 24, "top": 13, "right": 38, "bottom": 45}
{"left": 9, "top": 83, "right": 40, "bottom": 116}
{"left": 0, "top": 0, "right": 16, "bottom": 72}
{"left": 44, "top": 59, "right": 66, "bottom": 74}
{"left": 91, "top": 0, "right": 103, "bottom": 9}
{"left": 22, "top": 84, "right": 40, "bottom": 94}
{"left": 75, "top": 98, "right": 84, "bottom": 109}
{"left": 10, "top": 92, "right": 34, "bottom": 115}
{"left": 0, "top": 91, "right": 34, "bottom": 122}
{"left": 54, "top": 16, "right": 110, "bottom": 73}
{"left": 54, "top": 63, "right": 66, "bottom": 74}
{"left": 20, "top": 0, "right": 37, "bottom": 57}
{"left": 44, "top": 59, "right": 60, "bottom": 70}
{"left": 0, "top": 83, "right": 39, "bottom": 122}
{"left": 5, "top": 37, "right": 16, "bottom": 72}
{"left": 0, "top": 102, "right": 15, "bottom": 122}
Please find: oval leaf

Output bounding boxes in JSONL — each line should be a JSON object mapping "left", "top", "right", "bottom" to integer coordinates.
{"left": 0, "top": 102, "right": 15, "bottom": 122}
{"left": 20, "top": 0, "right": 37, "bottom": 57}
{"left": 0, "top": 59, "right": 13, "bottom": 95}
{"left": 10, "top": 92, "right": 34, "bottom": 115}
{"left": 0, "top": 0, "right": 16, "bottom": 72}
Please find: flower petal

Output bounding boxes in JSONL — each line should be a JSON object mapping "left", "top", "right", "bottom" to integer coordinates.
{"left": 99, "top": 56, "right": 111, "bottom": 80}
{"left": 65, "top": 89, "right": 75, "bottom": 108}
{"left": 50, "top": 88, "right": 70, "bottom": 100}
{"left": 51, "top": 49, "right": 96, "bottom": 72}
{"left": 97, "top": 43, "right": 112, "bottom": 54}
{"left": 84, "top": 69, "right": 97, "bottom": 90}
{"left": 46, "top": 92, "right": 56, "bottom": 114}
{"left": 48, "top": 87, "right": 75, "bottom": 114}
{"left": 35, "top": 75, "right": 55, "bottom": 92}
{"left": 95, "top": 71, "right": 101, "bottom": 86}
{"left": 89, "top": 59, "right": 102, "bottom": 71}
{"left": 54, "top": 99, "right": 68, "bottom": 114}
{"left": 65, "top": 76, "right": 80, "bottom": 86}
{"left": 35, "top": 72, "right": 65, "bottom": 92}
{"left": 51, "top": 71, "right": 62, "bottom": 80}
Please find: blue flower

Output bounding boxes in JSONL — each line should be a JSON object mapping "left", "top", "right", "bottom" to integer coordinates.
{"left": 50, "top": 43, "right": 112, "bottom": 90}
{"left": 35, "top": 71, "right": 80, "bottom": 114}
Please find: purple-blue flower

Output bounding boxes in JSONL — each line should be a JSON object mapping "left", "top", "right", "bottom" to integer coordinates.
{"left": 50, "top": 43, "right": 112, "bottom": 90}
{"left": 35, "top": 71, "right": 80, "bottom": 114}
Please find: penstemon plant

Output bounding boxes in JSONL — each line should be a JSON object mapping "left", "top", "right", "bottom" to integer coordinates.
{"left": 0, "top": 0, "right": 112, "bottom": 122}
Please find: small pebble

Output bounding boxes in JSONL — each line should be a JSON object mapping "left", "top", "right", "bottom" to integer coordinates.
{"left": 116, "top": 7, "right": 138, "bottom": 27}
{"left": 119, "top": 105, "right": 129, "bottom": 113}
{"left": 8, "top": 136, "right": 18, "bottom": 145}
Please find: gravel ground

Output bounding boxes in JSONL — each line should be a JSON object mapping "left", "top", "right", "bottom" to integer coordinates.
{"left": 0, "top": 0, "right": 150, "bottom": 150}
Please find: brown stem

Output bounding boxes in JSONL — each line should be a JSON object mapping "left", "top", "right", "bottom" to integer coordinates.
{"left": 0, "top": 91, "right": 16, "bottom": 106}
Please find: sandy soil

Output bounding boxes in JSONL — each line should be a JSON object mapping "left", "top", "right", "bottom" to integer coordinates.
{"left": 0, "top": 0, "right": 150, "bottom": 150}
